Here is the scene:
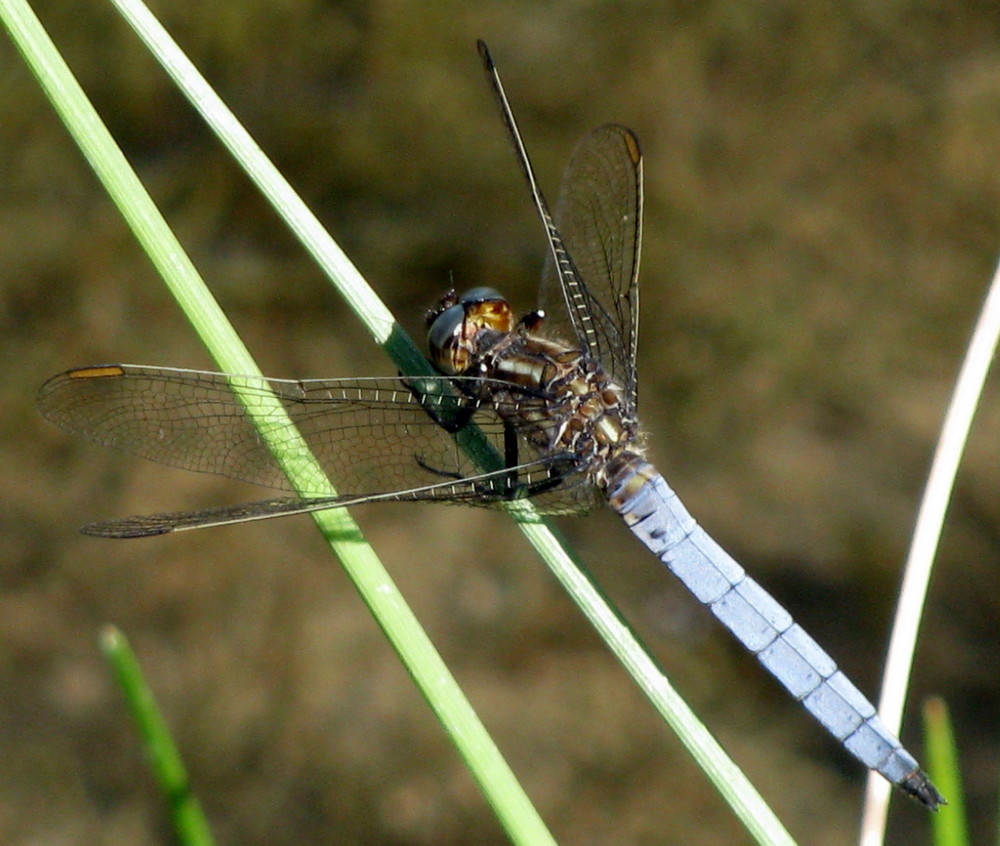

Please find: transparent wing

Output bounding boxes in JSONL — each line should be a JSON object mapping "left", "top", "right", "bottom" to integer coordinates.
{"left": 37, "top": 365, "right": 600, "bottom": 524}
{"left": 477, "top": 44, "right": 642, "bottom": 412}
{"left": 546, "top": 124, "right": 642, "bottom": 411}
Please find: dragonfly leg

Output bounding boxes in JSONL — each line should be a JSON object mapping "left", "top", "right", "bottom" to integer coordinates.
{"left": 410, "top": 423, "right": 535, "bottom": 493}
{"left": 492, "top": 426, "right": 576, "bottom": 500}
{"left": 414, "top": 454, "right": 464, "bottom": 481}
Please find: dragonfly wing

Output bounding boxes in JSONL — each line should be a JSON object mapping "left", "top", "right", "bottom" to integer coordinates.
{"left": 81, "top": 461, "right": 599, "bottom": 538}
{"left": 37, "top": 365, "right": 596, "bottom": 516}
{"left": 477, "top": 46, "right": 599, "bottom": 351}
{"left": 547, "top": 124, "right": 643, "bottom": 411}
{"left": 476, "top": 46, "right": 642, "bottom": 411}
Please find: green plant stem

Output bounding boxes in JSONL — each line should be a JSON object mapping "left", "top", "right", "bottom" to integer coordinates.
{"left": 101, "top": 627, "right": 216, "bottom": 846}
{"left": 924, "top": 698, "right": 968, "bottom": 846}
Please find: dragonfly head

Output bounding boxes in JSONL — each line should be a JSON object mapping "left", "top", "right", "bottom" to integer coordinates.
{"left": 427, "top": 287, "right": 514, "bottom": 374}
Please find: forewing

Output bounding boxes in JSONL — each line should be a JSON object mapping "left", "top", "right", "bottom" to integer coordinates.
{"left": 37, "top": 365, "right": 597, "bottom": 516}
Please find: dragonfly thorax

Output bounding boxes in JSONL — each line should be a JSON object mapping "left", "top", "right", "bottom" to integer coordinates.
{"left": 486, "top": 335, "right": 643, "bottom": 490}
{"left": 428, "top": 288, "right": 643, "bottom": 492}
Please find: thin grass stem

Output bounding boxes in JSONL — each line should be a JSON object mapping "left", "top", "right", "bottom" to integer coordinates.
{"left": 100, "top": 627, "right": 216, "bottom": 846}
{"left": 860, "top": 259, "right": 1000, "bottom": 843}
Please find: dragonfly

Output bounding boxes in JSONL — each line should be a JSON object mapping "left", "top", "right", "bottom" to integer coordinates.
{"left": 38, "top": 40, "right": 943, "bottom": 809}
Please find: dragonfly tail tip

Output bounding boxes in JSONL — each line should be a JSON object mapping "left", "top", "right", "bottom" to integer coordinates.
{"left": 901, "top": 769, "right": 947, "bottom": 811}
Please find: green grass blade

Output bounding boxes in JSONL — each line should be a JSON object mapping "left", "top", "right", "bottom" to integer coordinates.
{"left": 100, "top": 626, "right": 215, "bottom": 846}
{"left": 924, "top": 698, "right": 968, "bottom": 846}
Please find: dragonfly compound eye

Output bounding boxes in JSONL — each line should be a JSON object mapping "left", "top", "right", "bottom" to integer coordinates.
{"left": 427, "top": 289, "right": 514, "bottom": 374}
{"left": 427, "top": 302, "right": 469, "bottom": 374}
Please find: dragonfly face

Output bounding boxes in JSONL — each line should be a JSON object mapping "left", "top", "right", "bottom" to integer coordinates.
{"left": 34, "top": 39, "right": 944, "bottom": 809}
{"left": 426, "top": 287, "right": 515, "bottom": 375}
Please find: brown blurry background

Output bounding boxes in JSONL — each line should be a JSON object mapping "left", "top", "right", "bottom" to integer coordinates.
{"left": 2, "top": 1, "right": 999, "bottom": 844}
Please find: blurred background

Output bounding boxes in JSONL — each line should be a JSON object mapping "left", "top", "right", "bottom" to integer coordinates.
{"left": 2, "top": 1, "right": 999, "bottom": 844}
